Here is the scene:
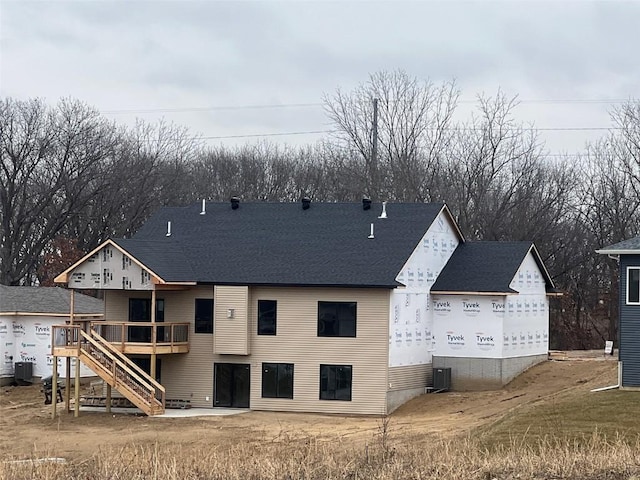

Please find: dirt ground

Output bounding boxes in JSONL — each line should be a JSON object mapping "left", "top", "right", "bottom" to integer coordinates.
{"left": 0, "top": 352, "right": 618, "bottom": 461}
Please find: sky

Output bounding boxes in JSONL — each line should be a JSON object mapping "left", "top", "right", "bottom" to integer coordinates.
{"left": 1, "top": 0, "right": 640, "bottom": 157}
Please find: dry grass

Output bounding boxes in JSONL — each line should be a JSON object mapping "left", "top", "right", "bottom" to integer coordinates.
{"left": 479, "top": 389, "right": 640, "bottom": 448}
{"left": 3, "top": 430, "right": 640, "bottom": 480}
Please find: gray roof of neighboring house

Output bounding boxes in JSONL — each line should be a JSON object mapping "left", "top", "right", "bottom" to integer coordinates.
{"left": 597, "top": 236, "right": 640, "bottom": 253}
{"left": 431, "top": 241, "right": 556, "bottom": 294}
{"left": 0, "top": 285, "right": 103, "bottom": 315}
{"left": 113, "top": 201, "right": 449, "bottom": 288}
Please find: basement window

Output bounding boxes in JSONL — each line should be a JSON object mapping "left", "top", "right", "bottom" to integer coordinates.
{"left": 627, "top": 267, "right": 640, "bottom": 305}
{"left": 261, "top": 363, "right": 293, "bottom": 399}
{"left": 320, "top": 364, "right": 352, "bottom": 401}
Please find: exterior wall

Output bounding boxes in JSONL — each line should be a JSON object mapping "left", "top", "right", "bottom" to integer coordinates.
{"left": 390, "top": 209, "right": 460, "bottom": 368}
{"left": 248, "top": 287, "right": 390, "bottom": 415}
{"left": 1, "top": 314, "right": 93, "bottom": 380}
{"left": 432, "top": 295, "right": 505, "bottom": 358}
{"left": 504, "top": 252, "right": 549, "bottom": 357}
{"left": 386, "top": 364, "right": 432, "bottom": 412}
{"left": 213, "top": 286, "right": 249, "bottom": 355}
{"left": 619, "top": 254, "right": 640, "bottom": 387}
{"left": 433, "top": 354, "right": 547, "bottom": 390}
{"left": 105, "top": 286, "right": 390, "bottom": 414}
{"left": 70, "top": 244, "right": 153, "bottom": 290}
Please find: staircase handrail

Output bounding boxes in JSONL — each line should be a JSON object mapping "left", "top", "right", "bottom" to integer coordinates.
{"left": 80, "top": 330, "right": 165, "bottom": 399}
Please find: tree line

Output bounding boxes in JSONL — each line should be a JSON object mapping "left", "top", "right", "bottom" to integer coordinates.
{"left": 2, "top": 70, "right": 638, "bottom": 349}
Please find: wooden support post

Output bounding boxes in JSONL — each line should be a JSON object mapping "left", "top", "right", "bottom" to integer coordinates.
{"left": 65, "top": 357, "right": 71, "bottom": 412}
{"left": 74, "top": 357, "right": 80, "bottom": 418}
{"left": 67, "top": 289, "right": 75, "bottom": 413}
{"left": 150, "top": 289, "right": 157, "bottom": 380}
{"left": 51, "top": 355, "right": 58, "bottom": 419}
{"left": 106, "top": 384, "right": 112, "bottom": 414}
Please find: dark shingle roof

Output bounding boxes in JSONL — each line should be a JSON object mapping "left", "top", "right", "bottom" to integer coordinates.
{"left": 598, "top": 236, "right": 640, "bottom": 253}
{"left": 114, "top": 201, "right": 449, "bottom": 288}
{"left": 0, "top": 285, "right": 103, "bottom": 315}
{"left": 431, "top": 241, "right": 554, "bottom": 294}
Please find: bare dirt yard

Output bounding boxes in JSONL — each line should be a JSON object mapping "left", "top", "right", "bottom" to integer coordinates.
{"left": 0, "top": 352, "right": 619, "bottom": 463}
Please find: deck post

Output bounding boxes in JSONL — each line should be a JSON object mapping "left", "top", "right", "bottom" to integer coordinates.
{"left": 106, "top": 384, "right": 112, "bottom": 413}
{"left": 51, "top": 355, "right": 58, "bottom": 419}
{"left": 67, "top": 289, "right": 74, "bottom": 413}
{"left": 74, "top": 357, "right": 80, "bottom": 417}
{"left": 150, "top": 289, "right": 157, "bottom": 380}
{"left": 65, "top": 358, "right": 71, "bottom": 412}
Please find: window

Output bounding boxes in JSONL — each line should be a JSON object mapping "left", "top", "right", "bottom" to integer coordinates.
{"left": 628, "top": 267, "right": 640, "bottom": 304}
{"left": 258, "top": 300, "right": 277, "bottom": 335}
{"left": 317, "top": 302, "right": 356, "bottom": 337}
{"left": 195, "top": 299, "right": 214, "bottom": 334}
{"left": 261, "top": 363, "right": 293, "bottom": 399}
{"left": 129, "top": 298, "right": 164, "bottom": 322}
{"left": 320, "top": 364, "right": 352, "bottom": 401}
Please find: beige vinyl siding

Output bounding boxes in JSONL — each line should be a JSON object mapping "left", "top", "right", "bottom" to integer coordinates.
{"left": 103, "top": 287, "right": 216, "bottom": 407}
{"left": 213, "top": 286, "right": 249, "bottom": 355}
{"left": 248, "top": 287, "right": 390, "bottom": 415}
{"left": 103, "top": 286, "right": 390, "bottom": 413}
{"left": 388, "top": 364, "right": 432, "bottom": 391}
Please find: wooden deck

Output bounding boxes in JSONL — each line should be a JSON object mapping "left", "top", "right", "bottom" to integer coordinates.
{"left": 52, "top": 322, "right": 190, "bottom": 357}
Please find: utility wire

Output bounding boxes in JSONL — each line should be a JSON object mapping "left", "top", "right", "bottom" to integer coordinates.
{"left": 101, "top": 98, "right": 633, "bottom": 115}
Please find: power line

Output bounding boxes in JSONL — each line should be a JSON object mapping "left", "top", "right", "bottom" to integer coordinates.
{"left": 102, "top": 103, "right": 323, "bottom": 114}
{"left": 199, "top": 129, "right": 335, "bottom": 140}
{"left": 100, "top": 98, "right": 634, "bottom": 115}
{"left": 198, "top": 126, "right": 618, "bottom": 141}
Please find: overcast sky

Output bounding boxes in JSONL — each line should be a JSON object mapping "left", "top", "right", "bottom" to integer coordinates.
{"left": 1, "top": 0, "right": 639, "bottom": 156}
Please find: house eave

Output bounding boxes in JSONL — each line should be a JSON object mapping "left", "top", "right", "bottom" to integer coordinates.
{"left": 596, "top": 249, "right": 635, "bottom": 256}
{"left": 429, "top": 290, "right": 517, "bottom": 296}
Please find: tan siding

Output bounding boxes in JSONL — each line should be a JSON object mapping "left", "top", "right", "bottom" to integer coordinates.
{"left": 388, "top": 364, "right": 432, "bottom": 391}
{"left": 213, "top": 286, "right": 249, "bottom": 355}
{"left": 248, "top": 287, "right": 390, "bottom": 415}
{"left": 103, "top": 287, "right": 217, "bottom": 407}
{"left": 103, "top": 286, "right": 390, "bottom": 413}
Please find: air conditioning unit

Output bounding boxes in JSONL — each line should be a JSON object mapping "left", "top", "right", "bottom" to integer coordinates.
{"left": 433, "top": 367, "right": 451, "bottom": 391}
{"left": 14, "top": 362, "right": 33, "bottom": 385}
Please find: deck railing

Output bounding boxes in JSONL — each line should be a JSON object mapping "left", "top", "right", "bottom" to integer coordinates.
{"left": 90, "top": 322, "right": 189, "bottom": 351}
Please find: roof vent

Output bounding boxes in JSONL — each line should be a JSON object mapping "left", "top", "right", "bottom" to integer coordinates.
{"left": 230, "top": 197, "right": 240, "bottom": 210}
{"left": 378, "top": 201, "right": 388, "bottom": 219}
{"left": 200, "top": 199, "right": 206, "bottom": 215}
{"left": 302, "top": 197, "right": 311, "bottom": 210}
{"left": 166, "top": 221, "right": 172, "bottom": 237}
{"left": 363, "top": 198, "right": 372, "bottom": 210}
{"left": 368, "top": 223, "right": 375, "bottom": 239}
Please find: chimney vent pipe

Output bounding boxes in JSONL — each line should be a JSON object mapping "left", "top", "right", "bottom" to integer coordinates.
{"left": 231, "top": 197, "right": 240, "bottom": 210}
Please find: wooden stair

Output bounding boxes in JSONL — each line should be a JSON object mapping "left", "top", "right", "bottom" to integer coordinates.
{"left": 77, "top": 330, "right": 165, "bottom": 416}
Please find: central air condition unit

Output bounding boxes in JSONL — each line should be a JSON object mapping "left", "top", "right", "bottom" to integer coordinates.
{"left": 14, "top": 361, "right": 33, "bottom": 385}
{"left": 433, "top": 367, "right": 451, "bottom": 391}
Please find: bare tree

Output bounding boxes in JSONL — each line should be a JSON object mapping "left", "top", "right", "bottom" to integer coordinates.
{"left": 323, "top": 70, "right": 458, "bottom": 201}
{"left": 0, "top": 98, "right": 118, "bottom": 285}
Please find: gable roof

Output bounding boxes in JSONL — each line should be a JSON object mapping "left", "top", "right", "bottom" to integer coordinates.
{"left": 430, "top": 241, "right": 557, "bottom": 295}
{"left": 596, "top": 236, "right": 640, "bottom": 255}
{"left": 110, "top": 201, "right": 456, "bottom": 288}
{"left": 0, "top": 285, "right": 103, "bottom": 315}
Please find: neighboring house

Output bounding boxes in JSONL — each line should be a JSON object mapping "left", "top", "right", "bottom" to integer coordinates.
{"left": 53, "top": 200, "right": 557, "bottom": 415}
{"left": 0, "top": 285, "right": 103, "bottom": 386}
{"left": 597, "top": 237, "right": 640, "bottom": 387}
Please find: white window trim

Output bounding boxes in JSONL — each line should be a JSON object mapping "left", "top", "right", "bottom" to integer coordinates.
{"left": 626, "top": 266, "right": 640, "bottom": 305}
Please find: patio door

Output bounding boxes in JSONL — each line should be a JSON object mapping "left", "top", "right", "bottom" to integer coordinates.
{"left": 128, "top": 298, "right": 164, "bottom": 342}
{"left": 214, "top": 363, "right": 250, "bottom": 408}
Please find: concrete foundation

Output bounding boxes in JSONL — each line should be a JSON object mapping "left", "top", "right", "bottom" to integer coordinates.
{"left": 386, "top": 387, "right": 426, "bottom": 413}
{"left": 433, "top": 354, "right": 547, "bottom": 391}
